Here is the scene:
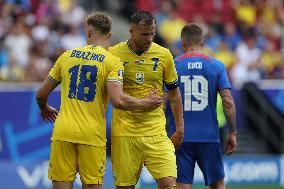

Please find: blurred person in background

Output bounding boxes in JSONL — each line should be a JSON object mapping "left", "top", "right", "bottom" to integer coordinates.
{"left": 166, "top": 23, "right": 237, "bottom": 189}
{"left": 260, "top": 40, "right": 282, "bottom": 79}
{"left": 222, "top": 22, "right": 242, "bottom": 51}
{"left": 60, "top": 25, "right": 85, "bottom": 50}
{"left": 214, "top": 42, "right": 236, "bottom": 76}
{"left": 36, "top": 11, "right": 162, "bottom": 189}
{"left": 205, "top": 27, "right": 222, "bottom": 52}
{"left": 234, "top": 0, "right": 257, "bottom": 27}
{"left": 1, "top": 0, "right": 284, "bottom": 83}
{"left": 24, "top": 42, "right": 52, "bottom": 81}
{"left": 217, "top": 94, "right": 227, "bottom": 153}
{"left": 109, "top": 11, "right": 184, "bottom": 189}
{"left": 154, "top": 0, "right": 174, "bottom": 28}
{"left": 4, "top": 19, "right": 31, "bottom": 73}
{"left": 60, "top": 0, "right": 86, "bottom": 27}
{"left": 0, "top": 38, "right": 9, "bottom": 81}
{"left": 159, "top": 5, "right": 186, "bottom": 49}
{"left": 230, "top": 33, "right": 261, "bottom": 88}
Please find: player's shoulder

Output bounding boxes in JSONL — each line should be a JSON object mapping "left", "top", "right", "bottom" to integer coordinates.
{"left": 108, "top": 41, "right": 128, "bottom": 52}
{"left": 55, "top": 48, "right": 75, "bottom": 61}
{"left": 151, "top": 42, "right": 172, "bottom": 55}
{"left": 175, "top": 53, "right": 224, "bottom": 67}
{"left": 208, "top": 55, "right": 225, "bottom": 68}
{"left": 98, "top": 46, "right": 121, "bottom": 63}
{"left": 174, "top": 54, "right": 184, "bottom": 62}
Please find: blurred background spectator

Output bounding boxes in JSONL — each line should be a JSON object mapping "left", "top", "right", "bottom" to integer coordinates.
{"left": 0, "top": 0, "right": 283, "bottom": 87}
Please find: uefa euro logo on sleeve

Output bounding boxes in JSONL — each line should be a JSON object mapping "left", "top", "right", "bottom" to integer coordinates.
{"left": 136, "top": 72, "right": 144, "bottom": 84}
{"left": 118, "top": 69, "right": 124, "bottom": 79}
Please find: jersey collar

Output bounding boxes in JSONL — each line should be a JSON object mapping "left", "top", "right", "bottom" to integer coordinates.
{"left": 127, "top": 40, "right": 150, "bottom": 56}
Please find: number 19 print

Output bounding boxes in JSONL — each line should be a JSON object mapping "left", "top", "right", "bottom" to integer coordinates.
{"left": 181, "top": 75, "right": 208, "bottom": 111}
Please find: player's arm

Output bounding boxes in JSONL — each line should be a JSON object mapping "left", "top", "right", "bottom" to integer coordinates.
{"left": 163, "top": 90, "right": 169, "bottom": 111}
{"left": 168, "top": 87, "right": 184, "bottom": 149}
{"left": 36, "top": 77, "right": 59, "bottom": 122}
{"left": 107, "top": 81, "right": 162, "bottom": 111}
{"left": 219, "top": 89, "right": 237, "bottom": 154}
{"left": 164, "top": 50, "right": 184, "bottom": 149}
{"left": 36, "top": 51, "right": 64, "bottom": 123}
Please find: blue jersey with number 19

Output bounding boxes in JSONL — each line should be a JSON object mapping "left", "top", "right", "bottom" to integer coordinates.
{"left": 166, "top": 53, "right": 231, "bottom": 142}
{"left": 48, "top": 45, "right": 123, "bottom": 146}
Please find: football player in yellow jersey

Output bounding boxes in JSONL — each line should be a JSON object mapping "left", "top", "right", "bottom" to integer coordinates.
{"left": 36, "top": 12, "right": 162, "bottom": 189}
{"left": 109, "top": 11, "right": 184, "bottom": 189}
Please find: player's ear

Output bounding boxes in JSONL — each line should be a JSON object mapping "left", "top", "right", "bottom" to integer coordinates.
{"left": 87, "top": 30, "right": 92, "bottom": 39}
{"left": 129, "top": 24, "right": 134, "bottom": 34}
{"left": 201, "top": 37, "right": 205, "bottom": 47}
{"left": 182, "top": 40, "right": 187, "bottom": 52}
{"left": 129, "top": 27, "right": 133, "bottom": 34}
{"left": 107, "top": 32, "right": 112, "bottom": 40}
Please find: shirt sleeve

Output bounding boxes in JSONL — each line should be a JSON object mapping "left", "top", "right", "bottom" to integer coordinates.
{"left": 218, "top": 62, "right": 231, "bottom": 91}
{"left": 107, "top": 56, "right": 124, "bottom": 84}
{"left": 164, "top": 50, "right": 178, "bottom": 90}
{"left": 48, "top": 52, "right": 67, "bottom": 84}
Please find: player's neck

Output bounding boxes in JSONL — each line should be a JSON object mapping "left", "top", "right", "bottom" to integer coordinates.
{"left": 128, "top": 39, "right": 148, "bottom": 52}
{"left": 87, "top": 39, "right": 108, "bottom": 48}
{"left": 185, "top": 47, "right": 201, "bottom": 54}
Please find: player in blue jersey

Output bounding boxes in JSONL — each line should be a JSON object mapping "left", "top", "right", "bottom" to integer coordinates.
{"left": 165, "top": 23, "right": 237, "bottom": 189}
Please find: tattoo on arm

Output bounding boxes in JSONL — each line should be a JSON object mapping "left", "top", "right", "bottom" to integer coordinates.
{"left": 169, "top": 99, "right": 176, "bottom": 105}
{"left": 219, "top": 89, "right": 237, "bottom": 133}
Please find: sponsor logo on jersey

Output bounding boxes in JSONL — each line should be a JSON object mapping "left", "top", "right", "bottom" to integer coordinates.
{"left": 118, "top": 69, "right": 124, "bottom": 79}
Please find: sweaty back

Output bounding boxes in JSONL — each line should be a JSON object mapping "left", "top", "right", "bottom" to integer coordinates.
{"left": 49, "top": 45, "right": 123, "bottom": 146}
{"left": 166, "top": 53, "right": 231, "bottom": 142}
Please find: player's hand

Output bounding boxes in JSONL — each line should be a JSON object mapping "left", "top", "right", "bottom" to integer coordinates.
{"left": 40, "top": 105, "right": 58, "bottom": 123}
{"left": 225, "top": 132, "right": 237, "bottom": 155}
{"left": 144, "top": 89, "right": 163, "bottom": 110}
{"left": 171, "top": 130, "right": 184, "bottom": 149}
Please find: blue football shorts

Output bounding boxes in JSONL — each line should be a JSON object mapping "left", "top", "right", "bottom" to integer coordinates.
{"left": 176, "top": 142, "right": 225, "bottom": 186}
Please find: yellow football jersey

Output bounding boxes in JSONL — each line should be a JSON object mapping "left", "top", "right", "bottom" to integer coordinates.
{"left": 49, "top": 45, "right": 123, "bottom": 146}
{"left": 109, "top": 41, "right": 178, "bottom": 136}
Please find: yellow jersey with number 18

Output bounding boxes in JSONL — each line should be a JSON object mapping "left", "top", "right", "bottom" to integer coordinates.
{"left": 109, "top": 41, "right": 178, "bottom": 136}
{"left": 48, "top": 45, "right": 123, "bottom": 146}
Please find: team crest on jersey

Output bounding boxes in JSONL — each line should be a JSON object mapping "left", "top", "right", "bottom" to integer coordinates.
{"left": 136, "top": 72, "right": 144, "bottom": 84}
{"left": 135, "top": 60, "right": 144, "bottom": 64}
{"left": 118, "top": 69, "right": 124, "bottom": 79}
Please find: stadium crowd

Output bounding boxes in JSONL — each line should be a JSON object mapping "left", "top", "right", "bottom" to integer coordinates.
{"left": 0, "top": 0, "right": 283, "bottom": 88}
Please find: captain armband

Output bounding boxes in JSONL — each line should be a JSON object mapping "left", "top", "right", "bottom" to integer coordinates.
{"left": 165, "top": 80, "right": 178, "bottom": 90}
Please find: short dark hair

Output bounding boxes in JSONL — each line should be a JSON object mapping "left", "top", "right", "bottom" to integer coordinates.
{"left": 130, "top": 11, "right": 156, "bottom": 25}
{"left": 86, "top": 12, "right": 111, "bottom": 34}
{"left": 181, "top": 23, "right": 203, "bottom": 46}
